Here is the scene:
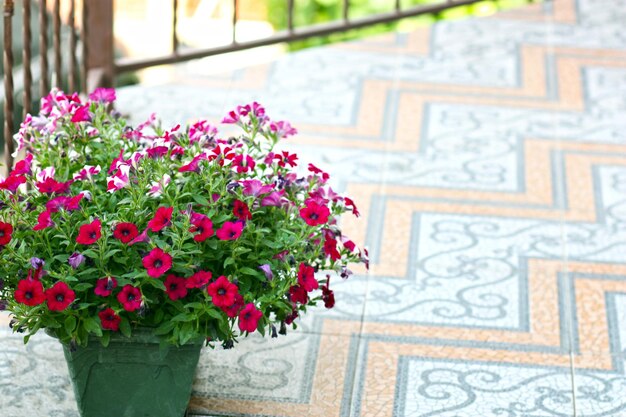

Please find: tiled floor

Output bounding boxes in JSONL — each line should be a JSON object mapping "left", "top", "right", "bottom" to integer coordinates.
{"left": 3, "top": 0, "right": 626, "bottom": 415}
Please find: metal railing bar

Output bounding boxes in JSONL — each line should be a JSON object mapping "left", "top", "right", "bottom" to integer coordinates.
{"left": 343, "top": 0, "right": 349, "bottom": 21}
{"left": 23, "top": 0, "right": 33, "bottom": 117}
{"left": 116, "top": 0, "right": 484, "bottom": 74}
{"left": 232, "top": 0, "right": 237, "bottom": 43}
{"left": 39, "top": 0, "right": 49, "bottom": 97}
{"left": 53, "top": 0, "right": 62, "bottom": 88}
{"left": 395, "top": 0, "right": 401, "bottom": 12}
{"left": 3, "top": 0, "right": 15, "bottom": 170}
{"left": 69, "top": 0, "right": 77, "bottom": 92}
{"left": 81, "top": 0, "right": 87, "bottom": 93}
{"left": 172, "top": 0, "right": 178, "bottom": 53}
{"left": 287, "top": 0, "right": 294, "bottom": 32}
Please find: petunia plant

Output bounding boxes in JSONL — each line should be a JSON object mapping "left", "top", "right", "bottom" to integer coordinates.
{"left": 0, "top": 89, "right": 367, "bottom": 348}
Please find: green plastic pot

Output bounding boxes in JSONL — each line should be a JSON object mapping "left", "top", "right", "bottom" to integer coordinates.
{"left": 50, "top": 328, "right": 203, "bottom": 417}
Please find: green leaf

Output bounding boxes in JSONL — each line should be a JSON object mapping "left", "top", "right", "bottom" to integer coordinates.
{"left": 65, "top": 316, "right": 77, "bottom": 334}
{"left": 146, "top": 279, "right": 166, "bottom": 291}
{"left": 119, "top": 318, "right": 131, "bottom": 338}
{"left": 179, "top": 322, "right": 194, "bottom": 345}
{"left": 205, "top": 308, "right": 224, "bottom": 320}
{"left": 154, "top": 321, "right": 175, "bottom": 335}
{"left": 171, "top": 313, "right": 194, "bottom": 322}
{"left": 83, "top": 317, "right": 102, "bottom": 336}
{"left": 192, "top": 194, "right": 211, "bottom": 206}
{"left": 100, "top": 331, "right": 111, "bottom": 347}
{"left": 223, "top": 257, "right": 235, "bottom": 269}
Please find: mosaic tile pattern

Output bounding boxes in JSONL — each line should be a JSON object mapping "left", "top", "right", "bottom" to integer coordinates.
{"left": 4, "top": 0, "right": 626, "bottom": 416}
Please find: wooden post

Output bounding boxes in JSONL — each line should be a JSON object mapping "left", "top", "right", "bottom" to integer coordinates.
{"left": 3, "top": 0, "right": 15, "bottom": 171}
{"left": 83, "top": 0, "right": 114, "bottom": 91}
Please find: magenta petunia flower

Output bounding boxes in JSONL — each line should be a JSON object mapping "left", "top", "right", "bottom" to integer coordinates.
{"left": 142, "top": 247, "right": 172, "bottom": 278}
{"left": 240, "top": 179, "right": 273, "bottom": 197}
{"left": 45, "top": 282, "right": 76, "bottom": 311}
{"left": 147, "top": 206, "right": 173, "bottom": 232}
{"left": 89, "top": 87, "right": 116, "bottom": 103}
{"left": 216, "top": 221, "right": 243, "bottom": 241}
{"left": 128, "top": 227, "right": 150, "bottom": 246}
{"left": 261, "top": 190, "right": 285, "bottom": 207}
{"left": 76, "top": 219, "right": 102, "bottom": 245}
{"left": 164, "top": 275, "right": 188, "bottom": 301}
{"left": 94, "top": 277, "right": 117, "bottom": 297}
{"left": 117, "top": 284, "right": 142, "bottom": 312}
{"left": 238, "top": 303, "right": 263, "bottom": 333}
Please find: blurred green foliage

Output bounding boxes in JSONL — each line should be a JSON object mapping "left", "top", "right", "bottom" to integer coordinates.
{"left": 267, "top": 0, "right": 534, "bottom": 51}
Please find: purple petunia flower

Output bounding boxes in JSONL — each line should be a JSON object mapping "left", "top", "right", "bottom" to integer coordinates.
{"left": 30, "top": 257, "right": 45, "bottom": 269}
{"left": 68, "top": 252, "right": 85, "bottom": 269}
{"left": 258, "top": 264, "right": 274, "bottom": 281}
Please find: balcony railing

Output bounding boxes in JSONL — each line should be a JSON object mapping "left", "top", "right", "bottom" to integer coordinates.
{"left": 2, "top": 0, "right": 529, "bottom": 170}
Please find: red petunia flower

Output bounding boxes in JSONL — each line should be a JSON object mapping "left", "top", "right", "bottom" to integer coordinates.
{"left": 113, "top": 222, "right": 139, "bottom": 244}
{"left": 299, "top": 201, "right": 330, "bottom": 227}
{"left": 179, "top": 153, "right": 207, "bottom": 173}
{"left": 142, "top": 247, "right": 173, "bottom": 278}
{"left": 322, "top": 285, "right": 335, "bottom": 309}
{"left": 297, "top": 263, "right": 318, "bottom": 292}
{"left": 71, "top": 104, "right": 91, "bottom": 123}
{"left": 238, "top": 303, "right": 263, "bottom": 333}
{"left": 147, "top": 206, "right": 173, "bottom": 232}
{"left": 117, "top": 284, "right": 142, "bottom": 312}
{"left": 216, "top": 221, "right": 243, "bottom": 241}
{"left": 186, "top": 270, "right": 212, "bottom": 289}
{"left": 324, "top": 236, "right": 341, "bottom": 261}
{"left": 99, "top": 308, "right": 121, "bottom": 331}
{"left": 0, "top": 221, "right": 13, "bottom": 245}
{"left": 164, "top": 275, "right": 188, "bottom": 301}
{"left": 94, "top": 277, "right": 118, "bottom": 297}
{"left": 222, "top": 293, "right": 244, "bottom": 318}
{"left": 33, "top": 210, "right": 54, "bottom": 231}
{"left": 289, "top": 285, "right": 308, "bottom": 305}
{"left": 12, "top": 154, "right": 33, "bottom": 176}
{"left": 233, "top": 200, "right": 252, "bottom": 221}
{"left": 0, "top": 174, "right": 26, "bottom": 193}
{"left": 231, "top": 154, "right": 256, "bottom": 173}
{"left": 76, "top": 219, "right": 102, "bottom": 245}
{"left": 189, "top": 214, "right": 214, "bottom": 242}
{"left": 308, "top": 163, "right": 330, "bottom": 182}
{"left": 14, "top": 279, "right": 45, "bottom": 306}
{"left": 45, "top": 281, "right": 76, "bottom": 311}
{"left": 344, "top": 197, "right": 360, "bottom": 217}
{"left": 207, "top": 275, "right": 239, "bottom": 308}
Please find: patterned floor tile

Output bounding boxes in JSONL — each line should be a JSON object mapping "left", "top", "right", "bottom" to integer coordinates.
{"left": 188, "top": 330, "right": 361, "bottom": 417}
{"left": 572, "top": 353, "right": 626, "bottom": 417}
{"left": 349, "top": 336, "right": 576, "bottom": 417}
